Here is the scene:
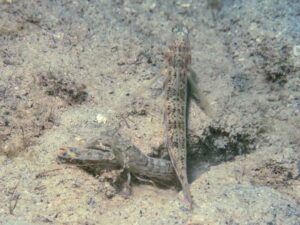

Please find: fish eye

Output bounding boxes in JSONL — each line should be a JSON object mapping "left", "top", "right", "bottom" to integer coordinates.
{"left": 182, "top": 26, "right": 188, "bottom": 34}
{"left": 172, "top": 26, "right": 177, "bottom": 33}
{"left": 172, "top": 24, "right": 189, "bottom": 36}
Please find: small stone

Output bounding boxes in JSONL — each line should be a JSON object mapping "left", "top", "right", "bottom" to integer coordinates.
{"left": 53, "top": 32, "right": 64, "bottom": 41}
{"left": 293, "top": 45, "right": 300, "bottom": 56}
{"left": 96, "top": 114, "right": 108, "bottom": 124}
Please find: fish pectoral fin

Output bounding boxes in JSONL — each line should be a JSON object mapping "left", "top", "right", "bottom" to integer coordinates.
{"left": 188, "top": 69, "right": 212, "bottom": 116}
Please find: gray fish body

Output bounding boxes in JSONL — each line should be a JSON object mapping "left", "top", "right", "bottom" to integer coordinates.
{"left": 164, "top": 25, "right": 192, "bottom": 207}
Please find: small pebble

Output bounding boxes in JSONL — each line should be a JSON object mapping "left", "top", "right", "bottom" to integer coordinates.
{"left": 293, "top": 45, "right": 300, "bottom": 56}
{"left": 96, "top": 114, "right": 108, "bottom": 124}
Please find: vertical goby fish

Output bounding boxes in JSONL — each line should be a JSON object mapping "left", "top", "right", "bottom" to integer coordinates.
{"left": 164, "top": 25, "right": 192, "bottom": 208}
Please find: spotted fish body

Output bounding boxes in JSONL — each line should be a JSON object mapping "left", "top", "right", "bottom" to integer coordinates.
{"left": 164, "top": 25, "right": 192, "bottom": 207}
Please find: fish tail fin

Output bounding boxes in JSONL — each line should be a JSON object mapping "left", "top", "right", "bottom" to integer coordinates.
{"left": 181, "top": 178, "right": 193, "bottom": 210}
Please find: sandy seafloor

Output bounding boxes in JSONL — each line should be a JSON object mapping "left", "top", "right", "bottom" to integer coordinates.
{"left": 0, "top": 0, "right": 300, "bottom": 224}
